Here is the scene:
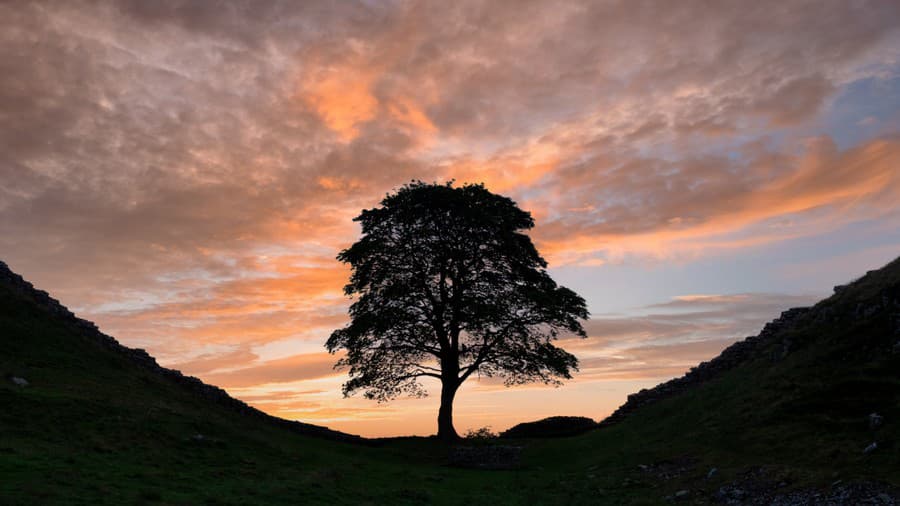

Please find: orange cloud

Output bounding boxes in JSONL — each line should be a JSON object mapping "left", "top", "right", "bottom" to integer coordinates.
{"left": 202, "top": 352, "right": 340, "bottom": 388}
{"left": 169, "top": 348, "right": 258, "bottom": 376}
{"left": 533, "top": 136, "right": 900, "bottom": 265}
{"left": 301, "top": 69, "right": 379, "bottom": 141}
{"left": 388, "top": 97, "right": 437, "bottom": 134}
{"left": 82, "top": 258, "right": 353, "bottom": 364}
{"left": 295, "top": 53, "right": 437, "bottom": 144}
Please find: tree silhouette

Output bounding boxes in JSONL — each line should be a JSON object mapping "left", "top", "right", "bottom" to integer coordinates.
{"left": 327, "top": 181, "right": 589, "bottom": 440}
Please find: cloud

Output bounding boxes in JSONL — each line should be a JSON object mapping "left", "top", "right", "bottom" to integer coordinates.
{"left": 1, "top": 0, "right": 899, "bottom": 435}
{"left": 169, "top": 348, "right": 259, "bottom": 376}
{"left": 84, "top": 261, "right": 352, "bottom": 360}
{"left": 562, "top": 292, "right": 821, "bottom": 381}
{"left": 4, "top": 0, "right": 899, "bottom": 284}
{"left": 202, "top": 352, "right": 340, "bottom": 388}
{"left": 645, "top": 293, "right": 822, "bottom": 312}
{"left": 531, "top": 135, "right": 900, "bottom": 264}
{"left": 575, "top": 338, "right": 737, "bottom": 381}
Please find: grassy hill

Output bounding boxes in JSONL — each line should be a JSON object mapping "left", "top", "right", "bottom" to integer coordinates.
{"left": 1, "top": 257, "right": 899, "bottom": 504}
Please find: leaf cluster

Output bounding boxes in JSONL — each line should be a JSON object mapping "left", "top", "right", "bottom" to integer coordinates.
{"left": 327, "top": 181, "right": 589, "bottom": 401}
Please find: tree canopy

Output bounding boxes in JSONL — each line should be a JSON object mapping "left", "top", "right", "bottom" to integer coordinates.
{"left": 326, "top": 181, "right": 589, "bottom": 439}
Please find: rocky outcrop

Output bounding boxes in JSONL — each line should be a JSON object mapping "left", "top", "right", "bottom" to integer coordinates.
{"left": 0, "top": 260, "right": 366, "bottom": 445}
{"left": 714, "top": 467, "right": 899, "bottom": 505}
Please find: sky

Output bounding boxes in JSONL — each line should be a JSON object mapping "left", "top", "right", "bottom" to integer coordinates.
{"left": 2, "top": 0, "right": 900, "bottom": 437}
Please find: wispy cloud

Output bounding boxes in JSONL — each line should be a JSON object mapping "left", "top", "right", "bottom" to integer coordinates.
{"left": 566, "top": 292, "right": 820, "bottom": 381}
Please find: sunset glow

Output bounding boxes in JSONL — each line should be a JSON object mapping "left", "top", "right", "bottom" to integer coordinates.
{"left": 3, "top": 1, "right": 900, "bottom": 437}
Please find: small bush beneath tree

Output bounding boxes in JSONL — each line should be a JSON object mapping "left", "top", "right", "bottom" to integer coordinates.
{"left": 464, "top": 426, "right": 498, "bottom": 440}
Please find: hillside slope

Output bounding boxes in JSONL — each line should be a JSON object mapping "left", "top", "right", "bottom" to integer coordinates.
{"left": 601, "top": 256, "right": 900, "bottom": 433}
{"left": 529, "top": 256, "right": 900, "bottom": 502}
{"left": 0, "top": 260, "right": 361, "bottom": 444}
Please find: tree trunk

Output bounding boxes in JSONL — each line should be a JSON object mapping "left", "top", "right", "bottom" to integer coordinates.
{"left": 437, "top": 379, "right": 459, "bottom": 441}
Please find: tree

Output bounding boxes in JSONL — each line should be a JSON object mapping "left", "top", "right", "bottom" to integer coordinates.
{"left": 326, "top": 181, "right": 589, "bottom": 440}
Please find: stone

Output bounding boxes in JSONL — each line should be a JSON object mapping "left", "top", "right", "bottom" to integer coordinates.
{"left": 707, "top": 468, "right": 718, "bottom": 479}
{"left": 674, "top": 490, "right": 690, "bottom": 499}
{"left": 869, "top": 412, "right": 884, "bottom": 431}
{"left": 10, "top": 376, "right": 28, "bottom": 387}
{"left": 863, "top": 442, "right": 878, "bottom": 454}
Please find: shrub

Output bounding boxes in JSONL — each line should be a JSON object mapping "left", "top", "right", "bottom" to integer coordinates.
{"left": 464, "top": 426, "right": 498, "bottom": 440}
